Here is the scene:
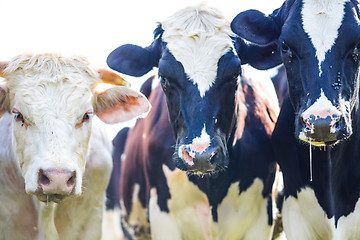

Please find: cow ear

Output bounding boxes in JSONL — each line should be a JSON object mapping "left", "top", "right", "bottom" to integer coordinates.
{"left": 231, "top": 10, "right": 279, "bottom": 45}
{"left": 231, "top": 9, "right": 284, "bottom": 70}
{"left": 0, "top": 62, "right": 9, "bottom": 115}
{"left": 94, "top": 86, "right": 151, "bottom": 124}
{"left": 0, "top": 80, "right": 9, "bottom": 116}
{"left": 234, "top": 37, "right": 282, "bottom": 70}
{"left": 107, "top": 43, "right": 161, "bottom": 77}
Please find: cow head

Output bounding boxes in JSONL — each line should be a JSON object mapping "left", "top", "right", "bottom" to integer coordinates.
{"left": 107, "top": 5, "right": 245, "bottom": 174}
{"left": 0, "top": 53, "right": 151, "bottom": 202}
{"left": 231, "top": 0, "right": 360, "bottom": 146}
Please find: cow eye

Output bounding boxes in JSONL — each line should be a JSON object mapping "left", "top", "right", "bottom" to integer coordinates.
{"left": 82, "top": 112, "right": 93, "bottom": 122}
{"left": 280, "top": 41, "right": 294, "bottom": 61}
{"left": 160, "top": 76, "right": 170, "bottom": 91}
{"left": 12, "top": 109, "right": 26, "bottom": 127}
{"left": 76, "top": 112, "right": 93, "bottom": 129}
{"left": 352, "top": 47, "right": 360, "bottom": 62}
{"left": 281, "top": 41, "right": 290, "bottom": 53}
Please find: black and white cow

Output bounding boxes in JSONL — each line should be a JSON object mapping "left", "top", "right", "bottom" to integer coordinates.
{"left": 106, "top": 5, "right": 281, "bottom": 240}
{"left": 232, "top": 0, "right": 360, "bottom": 239}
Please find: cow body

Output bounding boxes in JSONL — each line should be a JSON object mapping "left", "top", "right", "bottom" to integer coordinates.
{"left": 110, "top": 70, "right": 280, "bottom": 240}
{"left": 231, "top": 0, "right": 360, "bottom": 239}
{"left": 107, "top": 5, "right": 282, "bottom": 239}
{"left": 0, "top": 53, "right": 151, "bottom": 239}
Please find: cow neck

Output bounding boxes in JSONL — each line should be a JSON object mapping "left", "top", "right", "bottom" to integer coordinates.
{"left": 320, "top": 103, "right": 360, "bottom": 224}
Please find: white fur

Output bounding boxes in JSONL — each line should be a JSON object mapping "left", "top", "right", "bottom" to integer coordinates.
{"left": 0, "top": 53, "right": 143, "bottom": 239}
{"left": 301, "top": 89, "right": 341, "bottom": 120}
{"left": 178, "top": 125, "right": 212, "bottom": 164}
{"left": 282, "top": 188, "right": 334, "bottom": 240}
{"left": 335, "top": 198, "right": 360, "bottom": 239}
{"left": 302, "top": 0, "right": 347, "bottom": 76}
{"left": 0, "top": 114, "right": 113, "bottom": 239}
{"left": 149, "top": 166, "right": 274, "bottom": 240}
{"left": 161, "top": 5, "right": 233, "bottom": 97}
{"left": 102, "top": 208, "right": 124, "bottom": 240}
{"left": 283, "top": 187, "right": 360, "bottom": 239}
{"left": 4, "top": 54, "right": 99, "bottom": 196}
{"left": 192, "top": 125, "right": 211, "bottom": 150}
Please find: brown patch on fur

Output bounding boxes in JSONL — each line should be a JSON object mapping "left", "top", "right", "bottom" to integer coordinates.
{"left": 243, "top": 82, "right": 279, "bottom": 136}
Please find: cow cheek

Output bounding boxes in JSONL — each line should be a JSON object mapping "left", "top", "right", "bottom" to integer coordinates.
{"left": 74, "top": 124, "right": 92, "bottom": 171}
{"left": 12, "top": 126, "right": 34, "bottom": 171}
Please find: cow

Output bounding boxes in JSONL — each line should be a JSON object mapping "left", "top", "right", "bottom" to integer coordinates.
{"left": 0, "top": 53, "right": 151, "bottom": 240}
{"left": 231, "top": 0, "right": 360, "bottom": 239}
{"left": 106, "top": 5, "right": 281, "bottom": 240}
{"left": 270, "top": 65, "right": 288, "bottom": 107}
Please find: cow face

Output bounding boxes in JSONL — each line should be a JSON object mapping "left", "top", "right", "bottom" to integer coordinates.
{"left": 0, "top": 54, "right": 151, "bottom": 203}
{"left": 107, "top": 5, "right": 241, "bottom": 174}
{"left": 231, "top": 0, "right": 360, "bottom": 146}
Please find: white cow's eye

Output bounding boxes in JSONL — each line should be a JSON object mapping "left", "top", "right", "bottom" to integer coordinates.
{"left": 76, "top": 112, "right": 93, "bottom": 129}
{"left": 12, "top": 108, "right": 26, "bottom": 127}
{"left": 83, "top": 112, "right": 93, "bottom": 122}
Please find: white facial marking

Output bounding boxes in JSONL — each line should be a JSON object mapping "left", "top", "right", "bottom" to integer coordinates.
{"left": 302, "top": 89, "right": 341, "bottom": 120}
{"left": 178, "top": 125, "right": 211, "bottom": 165}
{"left": 161, "top": 5, "right": 233, "bottom": 97}
{"left": 190, "top": 125, "right": 211, "bottom": 153}
{"left": 302, "top": 0, "right": 347, "bottom": 76}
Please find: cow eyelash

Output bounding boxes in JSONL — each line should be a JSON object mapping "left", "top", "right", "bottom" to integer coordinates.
{"left": 75, "top": 112, "right": 93, "bottom": 129}
{"left": 82, "top": 112, "right": 93, "bottom": 122}
{"left": 160, "top": 76, "right": 170, "bottom": 91}
{"left": 12, "top": 109, "right": 26, "bottom": 127}
{"left": 352, "top": 47, "right": 360, "bottom": 62}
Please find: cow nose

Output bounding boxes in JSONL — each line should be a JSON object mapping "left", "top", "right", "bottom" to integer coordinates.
{"left": 301, "top": 113, "right": 342, "bottom": 142}
{"left": 181, "top": 146, "right": 221, "bottom": 173}
{"left": 38, "top": 168, "right": 76, "bottom": 195}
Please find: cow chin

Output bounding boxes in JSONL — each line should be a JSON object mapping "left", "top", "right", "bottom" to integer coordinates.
{"left": 35, "top": 193, "right": 76, "bottom": 203}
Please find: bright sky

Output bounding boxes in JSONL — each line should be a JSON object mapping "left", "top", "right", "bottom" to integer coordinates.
{"left": 0, "top": 0, "right": 284, "bottom": 138}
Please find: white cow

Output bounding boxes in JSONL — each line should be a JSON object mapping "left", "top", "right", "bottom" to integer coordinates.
{"left": 0, "top": 53, "right": 151, "bottom": 240}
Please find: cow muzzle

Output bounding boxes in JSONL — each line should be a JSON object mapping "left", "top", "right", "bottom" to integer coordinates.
{"left": 177, "top": 139, "right": 228, "bottom": 175}
{"left": 299, "top": 111, "right": 347, "bottom": 146}
{"left": 35, "top": 168, "right": 77, "bottom": 203}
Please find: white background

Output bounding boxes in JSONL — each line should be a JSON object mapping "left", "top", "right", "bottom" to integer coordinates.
{"left": 0, "top": 0, "right": 284, "bottom": 138}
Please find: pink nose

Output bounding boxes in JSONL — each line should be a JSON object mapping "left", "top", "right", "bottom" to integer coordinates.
{"left": 38, "top": 169, "right": 76, "bottom": 195}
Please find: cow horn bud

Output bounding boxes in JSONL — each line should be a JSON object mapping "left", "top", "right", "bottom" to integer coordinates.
{"left": 97, "top": 68, "right": 130, "bottom": 87}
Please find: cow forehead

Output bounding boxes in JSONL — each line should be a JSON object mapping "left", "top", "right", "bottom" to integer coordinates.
{"left": 161, "top": 5, "right": 234, "bottom": 97}
{"left": 301, "top": 0, "right": 347, "bottom": 76}
{"left": 15, "top": 82, "right": 92, "bottom": 123}
{"left": 5, "top": 53, "right": 99, "bottom": 90}
{"left": 5, "top": 54, "right": 97, "bottom": 122}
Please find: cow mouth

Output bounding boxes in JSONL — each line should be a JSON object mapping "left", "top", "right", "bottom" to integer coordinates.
{"left": 299, "top": 132, "right": 342, "bottom": 147}
{"left": 35, "top": 193, "right": 73, "bottom": 203}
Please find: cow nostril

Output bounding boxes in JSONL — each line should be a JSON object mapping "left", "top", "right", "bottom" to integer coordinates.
{"left": 66, "top": 172, "right": 76, "bottom": 187}
{"left": 302, "top": 117, "right": 313, "bottom": 132}
{"left": 39, "top": 170, "right": 50, "bottom": 186}
{"left": 209, "top": 148, "right": 220, "bottom": 165}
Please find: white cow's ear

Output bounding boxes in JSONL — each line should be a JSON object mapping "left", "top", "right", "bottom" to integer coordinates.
{"left": 94, "top": 86, "right": 151, "bottom": 124}
{"left": 0, "top": 80, "right": 9, "bottom": 116}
